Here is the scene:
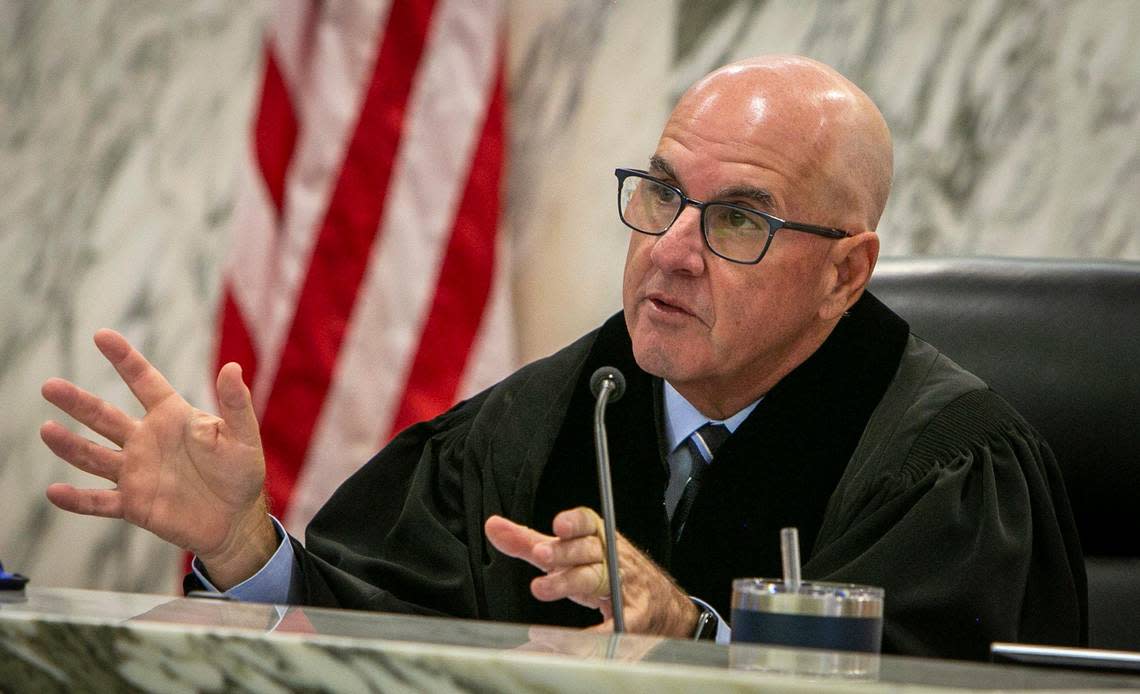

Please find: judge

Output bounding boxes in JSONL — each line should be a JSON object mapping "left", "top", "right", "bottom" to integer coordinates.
{"left": 40, "top": 55, "right": 1085, "bottom": 660}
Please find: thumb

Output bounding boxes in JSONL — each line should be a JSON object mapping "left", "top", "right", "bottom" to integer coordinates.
{"left": 216, "top": 362, "right": 261, "bottom": 445}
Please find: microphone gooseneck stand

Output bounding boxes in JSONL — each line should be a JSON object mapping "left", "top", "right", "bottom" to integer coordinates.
{"left": 589, "top": 366, "right": 626, "bottom": 634}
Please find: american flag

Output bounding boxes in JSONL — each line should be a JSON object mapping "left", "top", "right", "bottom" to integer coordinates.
{"left": 215, "top": 0, "right": 514, "bottom": 538}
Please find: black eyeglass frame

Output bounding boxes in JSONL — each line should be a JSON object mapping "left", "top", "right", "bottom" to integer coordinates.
{"left": 614, "top": 168, "right": 851, "bottom": 265}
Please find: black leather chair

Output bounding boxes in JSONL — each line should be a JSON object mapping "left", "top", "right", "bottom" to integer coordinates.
{"left": 869, "top": 256, "right": 1140, "bottom": 651}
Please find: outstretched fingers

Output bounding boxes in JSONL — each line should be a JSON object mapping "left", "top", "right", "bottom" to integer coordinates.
{"left": 40, "top": 421, "right": 123, "bottom": 482}
{"left": 41, "top": 377, "right": 134, "bottom": 446}
{"left": 45, "top": 483, "right": 123, "bottom": 519}
{"left": 492, "top": 507, "right": 697, "bottom": 637}
{"left": 93, "top": 329, "right": 178, "bottom": 411}
{"left": 487, "top": 512, "right": 611, "bottom": 607}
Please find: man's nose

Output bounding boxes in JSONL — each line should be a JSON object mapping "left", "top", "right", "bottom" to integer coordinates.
{"left": 649, "top": 206, "right": 705, "bottom": 275}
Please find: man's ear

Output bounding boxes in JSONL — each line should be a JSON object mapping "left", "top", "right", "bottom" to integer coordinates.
{"left": 819, "top": 231, "right": 879, "bottom": 320}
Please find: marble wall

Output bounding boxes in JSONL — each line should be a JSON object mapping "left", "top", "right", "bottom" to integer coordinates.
{"left": 1, "top": 1, "right": 269, "bottom": 593}
{"left": 1, "top": 0, "right": 1137, "bottom": 593}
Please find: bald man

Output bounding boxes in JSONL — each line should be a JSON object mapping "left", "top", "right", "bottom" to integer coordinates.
{"left": 42, "top": 56, "right": 1085, "bottom": 660}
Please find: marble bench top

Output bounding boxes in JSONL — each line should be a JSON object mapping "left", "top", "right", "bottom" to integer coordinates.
{"left": 1, "top": 587, "right": 1137, "bottom": 692}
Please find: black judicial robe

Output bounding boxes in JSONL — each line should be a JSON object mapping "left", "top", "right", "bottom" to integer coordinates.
{"left": 276, "top": 293, "right": 1086, "bottom": 660}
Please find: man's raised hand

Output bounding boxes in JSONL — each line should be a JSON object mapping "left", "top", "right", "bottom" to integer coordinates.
{"left": 484, "top": 508, "right": 699, "bottom": 638}
{"left": 40, "top": 329, "right": 278, "bottom": 589}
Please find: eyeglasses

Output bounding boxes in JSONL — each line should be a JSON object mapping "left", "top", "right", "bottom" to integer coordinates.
{"left": 615, "top": 168, "right": 850, "bottom": 264}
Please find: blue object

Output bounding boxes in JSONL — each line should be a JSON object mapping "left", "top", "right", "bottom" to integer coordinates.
{"left": 731, "top": 608, "right": 882, "bottom": 653}
{"left": 0, "top": 560, "right": 29, "bottom": 590}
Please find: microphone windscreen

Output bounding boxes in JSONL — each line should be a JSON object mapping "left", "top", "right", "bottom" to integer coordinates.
{"left": 589, "top": 366, "right": 626, "bottom": 403}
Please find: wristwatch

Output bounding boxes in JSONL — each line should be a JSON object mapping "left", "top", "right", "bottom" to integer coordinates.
{"left": 693, "top": 605, "right": 719, "bottom": 641}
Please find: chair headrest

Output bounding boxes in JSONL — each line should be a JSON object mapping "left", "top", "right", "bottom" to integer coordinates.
{"left": 869, "top": 257, "right": 1140, "bottom": 555}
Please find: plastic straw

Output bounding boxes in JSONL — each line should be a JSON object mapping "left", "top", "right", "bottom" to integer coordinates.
{"left": 780, "top": 527, "right": 802, "bottom": 592}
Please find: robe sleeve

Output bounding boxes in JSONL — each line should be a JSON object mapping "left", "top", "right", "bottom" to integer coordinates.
{"left": 278, "top": 335, "right": 590, "bottom": 623}
{"left": 805, "top": 389, "right": 1087, "bottom": 660}
{"left": 288, "top": 395, "right": 497, "bottom": 618}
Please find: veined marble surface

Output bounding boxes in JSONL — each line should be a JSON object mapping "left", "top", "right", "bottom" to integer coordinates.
{"left": 1, "top": 1, "right": 270, "bottom": 594}
{"left": 3, "top": 587, "right": 1140, "bottom": 693}
{"left": 1, "top": 1, "right": 1138, "bottom": 593}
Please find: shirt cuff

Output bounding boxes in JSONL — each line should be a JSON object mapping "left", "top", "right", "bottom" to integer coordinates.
{"left": 690, "top": 595, "right": 732, "bottom": 645}
{"left": 191, "top": 515, "right": 298, "bottom": 605}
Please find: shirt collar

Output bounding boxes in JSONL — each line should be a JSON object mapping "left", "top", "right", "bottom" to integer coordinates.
{"left": 662, "top": 380, "right": 761, "bottom": 454}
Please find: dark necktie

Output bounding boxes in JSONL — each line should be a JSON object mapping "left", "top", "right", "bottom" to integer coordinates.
{"left": 671, "top": 422, "right": 731, "bottom": 543}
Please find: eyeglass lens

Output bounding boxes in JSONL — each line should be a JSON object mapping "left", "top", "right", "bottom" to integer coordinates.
{"left": 619, "top": 174, "right": 772, "bottom": 263}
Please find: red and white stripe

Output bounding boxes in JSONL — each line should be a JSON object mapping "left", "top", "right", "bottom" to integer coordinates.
{"left": 216, "top": 0, "right": 513, "bottom": 538}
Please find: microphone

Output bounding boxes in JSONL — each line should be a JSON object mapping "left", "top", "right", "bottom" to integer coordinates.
{"left": 589, "top": 366, "right": 626, "bottom": 633}
{"left": 590, "top": 366, "right": 626, "bottom": 403}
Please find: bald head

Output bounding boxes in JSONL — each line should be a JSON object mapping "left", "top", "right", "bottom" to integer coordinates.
{"left": 673, "top": 55, "right": 893, "bottom": 232}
